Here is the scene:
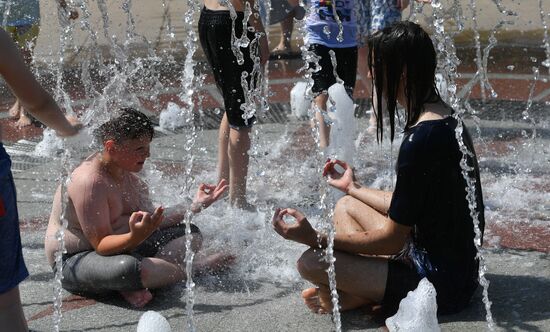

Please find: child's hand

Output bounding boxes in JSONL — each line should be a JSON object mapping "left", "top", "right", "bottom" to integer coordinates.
{"left": 323, "top": 159, "right": 356, "bottom": 194}
{"left": 191, "top": 179, "right": 228, "bottom": 213}
{"left": 129, "top": 207, "right": 164, "bottom": 242}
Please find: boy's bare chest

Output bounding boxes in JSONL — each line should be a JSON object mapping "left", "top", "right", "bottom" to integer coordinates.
{"left": 107, "top": 179, "right": 143, "bottom": 220}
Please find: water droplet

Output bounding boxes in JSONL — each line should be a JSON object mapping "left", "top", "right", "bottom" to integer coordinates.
{"left": 506, "top": 65, "right": 515, "bottom": 71}
{"left": 530, "top": 57, "right": 537, "bottom": 63}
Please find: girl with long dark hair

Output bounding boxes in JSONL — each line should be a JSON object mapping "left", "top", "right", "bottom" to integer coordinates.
{"left": 273, "top": 21, "right": 484, "bottom": 318}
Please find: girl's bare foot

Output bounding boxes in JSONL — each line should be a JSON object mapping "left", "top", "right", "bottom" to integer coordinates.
{"left": 119, "top": 289, "right": 153, "bottom": 308}
{"left": 301, "top": 288, "right": 332, "bottom": 314}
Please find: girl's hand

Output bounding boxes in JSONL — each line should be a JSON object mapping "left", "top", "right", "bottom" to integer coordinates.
{"left": 272, "top": 208, "right": 318, "bottom": 247}
{"left": 322, "top": 159, "right": 355, "bottom": 194}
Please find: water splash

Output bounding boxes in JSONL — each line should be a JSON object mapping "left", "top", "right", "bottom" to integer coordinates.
{"left": 317, "top": 180, "right": 342, "bottom": 332}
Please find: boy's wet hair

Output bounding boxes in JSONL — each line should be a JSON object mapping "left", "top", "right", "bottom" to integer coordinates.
{"left": 367, "top": 21, "right": 441, "bottom": 142}
{"left": 94, "top": 108, "right": 154, "bottom": 143}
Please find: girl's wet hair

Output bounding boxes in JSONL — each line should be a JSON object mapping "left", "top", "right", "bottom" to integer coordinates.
{"left": 94, "top": 108, "right": 154, "bottom": 143}
{"left": 367, "top": 21, "right": 442, "bottom": 142}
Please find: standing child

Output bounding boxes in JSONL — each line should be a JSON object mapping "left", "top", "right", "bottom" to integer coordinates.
{"left": 0, "top": 28, "right": 81, "bottom": 332}
{"left": 1, "top": 0, "right": 78, "bottom": 127}
{"left": 198, "top": 0, "right": 269, "bottom": 209}
{"left": 305, "top": 0, "right": 358, "bottom": 148}
{"left": 356, "top": 0, "right": 410, "bottom": 133}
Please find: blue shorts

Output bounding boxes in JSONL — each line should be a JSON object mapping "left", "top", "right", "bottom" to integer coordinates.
{"left": 0, "top": 144, "right": 29, "bottom": 294}
{"left": 357, "top": 0, "right": 402, "bottom": 44}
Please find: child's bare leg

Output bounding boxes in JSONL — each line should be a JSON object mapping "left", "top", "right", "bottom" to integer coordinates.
{"left": 274, "top": 15, "right": 294, "bottom": 51}
{"left": 311, "top": 94, "right": 330, "bottom": 148}
{"left": 0, "top": 286, "right": 28, "bottom": 332}
{"left": 218, "top": 113, "right": 230, "bottom": 184}
{"left": 8, "top": 99, "right": 21, "bottom": 118}
{"left": 13, "top": 40, "right": 35, "bottom": 127}
{"left": 228, "top": 127, "right": 251, "bottom": 208}
{"left": 156, "top": 234, "right": 234, "bottom": 275}
{"left": 297, "top": 248, "right": 388, "bottom": 314}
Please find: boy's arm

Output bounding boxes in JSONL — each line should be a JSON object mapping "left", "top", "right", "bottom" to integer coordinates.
{"left": 157, "top": 180, "right": 229, "bottom": 227}
{"left": 0, "top": 29, "right": 80, "bottom": 137}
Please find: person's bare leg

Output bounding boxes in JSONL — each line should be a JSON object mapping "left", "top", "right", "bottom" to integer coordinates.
{"left": 156, "top": 234, "right": 234, "bottom": 275}
{"left": 228, "top": 126, "right": 251, "bottom": 208}
{"left": 14, "top": 43, "right": 35, "bottom": 127}
{"left": 297, "top": 248, "right": 389, "bottom": 313}
{"left": 298, "top": 196, "right": 391, "bottom": 313}
{"left": 8, "top": 99, "right": 20, "bottom": 118}
{"left": 218, "top": 113, "right": 230, "bottom": 184}
{"left": 333, "top": 195, "right": 389, "bottom": 234}
{"left": 311, "top": 94, "right": 330, "bottom": 148}
{"left": 273, "top": 15, "right": 294, "bottom": 52}
{"left": 0, "top": 286, "right": 29, "bottom": 332}
{"left": 356, "top": 45, "right": 378, "bottom": 130}
{"left": 119, "top": 235, "right": 202, "bottom": 308}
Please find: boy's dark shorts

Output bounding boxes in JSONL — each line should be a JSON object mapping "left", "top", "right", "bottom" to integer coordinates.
{"left": 54, "top": 224, "right": 200, "bottom": 294}
{"left": 308, "top": 43, "right": 358, "bottom": 98}
{"left": 199, "top": 8, "right": 257, "bottom": 129}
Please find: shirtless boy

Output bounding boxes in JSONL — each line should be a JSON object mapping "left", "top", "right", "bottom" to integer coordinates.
{"left": 45, "top": 108, "right": 230, "bottom": 307}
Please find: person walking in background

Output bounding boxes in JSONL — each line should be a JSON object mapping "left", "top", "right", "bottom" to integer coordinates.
{"left": 305, "top": 0, "right": 358, "bottom": 148}
{"left": 198, "top": 0, "right": 269, "bottom": 209}
{"left": 356, "top": 0, "right": 409, "bottom": 133}
{"left": 265, "top": 0, "right": 305, "bottom": 57}
{"left": 0, "top": 27, "right": 81, "bottom": 332}
{"left": 1, "top": 0, "right": 78, "bottom": 127}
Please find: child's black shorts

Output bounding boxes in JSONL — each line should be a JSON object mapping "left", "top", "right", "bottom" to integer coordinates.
{"left": 199, "top": 8, "right": 257, "bottom": 129}
{"left": 308, "top": 43, "right": 358, "bottom": 98}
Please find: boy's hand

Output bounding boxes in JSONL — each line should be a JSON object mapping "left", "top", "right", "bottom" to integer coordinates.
{"left": 191, "top": 179, "right": 228, "bottom": 213}
{"left": 272, "top": 208, "right": 318, "bottom": 247}
{"left": 129, "top": 207, "right": 164, "bottom": 242}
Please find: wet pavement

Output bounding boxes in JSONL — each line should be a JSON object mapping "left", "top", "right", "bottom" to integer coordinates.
{"left": 1, "top": 1, "right": 549, "bottom": 331}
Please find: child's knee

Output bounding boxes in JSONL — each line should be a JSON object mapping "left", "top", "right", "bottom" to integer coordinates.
{"left": 297, "top": 248, "right": 326, "bottom": 280}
